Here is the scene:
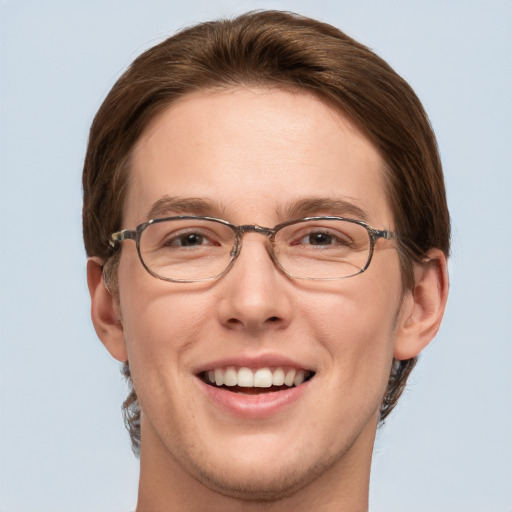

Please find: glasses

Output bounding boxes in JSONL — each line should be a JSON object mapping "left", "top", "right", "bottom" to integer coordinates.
{"left": 110, "top": 216, "right": 394, "bottom": 283}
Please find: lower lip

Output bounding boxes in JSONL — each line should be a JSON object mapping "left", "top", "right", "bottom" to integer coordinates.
{"left": 197, "top": 378, "right": 311, "bottom": 418}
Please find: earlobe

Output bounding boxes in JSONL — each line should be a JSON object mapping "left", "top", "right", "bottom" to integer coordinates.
{"left": 87, "top": 257, "right": 128, "bottom": 362}
{"left": 394, "top": 249, "right": 449, "bottom": 360}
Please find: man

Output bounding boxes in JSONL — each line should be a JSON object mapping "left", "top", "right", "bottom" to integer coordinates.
{"left": 84, "top": 10, "right": 449, "bottom": 511}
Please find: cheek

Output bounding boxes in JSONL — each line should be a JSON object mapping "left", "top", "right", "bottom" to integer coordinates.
{"left": 304, "top": 270, "right": 400, "bottom": 335}
{"left": 117, "top": 250, "right": 216, "bottom": 378}
{"left": 121, "top": 290, "right": 210, "bottom": 357}
{"left": 302, "top": 271, "right": 402, "bottom": 380}
{"left": 117, "top": 286, "right": 211, "bottom": 426}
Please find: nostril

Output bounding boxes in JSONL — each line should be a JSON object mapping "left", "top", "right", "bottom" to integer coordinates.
{"left": 268, "top": 316, "right": 280, "bottom": 322}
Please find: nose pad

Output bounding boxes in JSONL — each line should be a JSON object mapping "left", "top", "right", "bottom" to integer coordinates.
{"left": 216, "top": 237, "right": 292, "bottom": 331}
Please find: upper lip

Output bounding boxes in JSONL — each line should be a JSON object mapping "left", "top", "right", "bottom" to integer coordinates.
{"left": 194, "top": 353, "right": 315, "bottom": 374}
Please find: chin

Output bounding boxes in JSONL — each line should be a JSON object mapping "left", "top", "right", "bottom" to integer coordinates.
{"left": 197, "top": 465, "right": 313, "bottom": 502}
{"left": 188, "top": 446, "right": 341, "bottom": 502}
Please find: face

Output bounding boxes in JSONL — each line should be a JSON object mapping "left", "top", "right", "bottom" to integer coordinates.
{"left": 116, "top": 88, "right": 406, "bottom": 499}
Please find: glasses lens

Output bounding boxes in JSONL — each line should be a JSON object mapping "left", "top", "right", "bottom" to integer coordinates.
{"left": 274, "top": 219, "right": 371, "bottom": 279}
{"left": 139, "top": 218, "right": 235, "bottom": 281}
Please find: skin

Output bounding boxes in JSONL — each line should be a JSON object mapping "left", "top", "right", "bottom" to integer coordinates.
{"left": 88, "top": 87, "right": 448, "bottom": 511}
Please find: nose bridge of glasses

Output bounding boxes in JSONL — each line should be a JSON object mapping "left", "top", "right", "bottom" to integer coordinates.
{"left": 231, "top": 224, "right": 277, "bottom": 261}
{"left": 238, "top": 224, "right": 275, "bottom": 237}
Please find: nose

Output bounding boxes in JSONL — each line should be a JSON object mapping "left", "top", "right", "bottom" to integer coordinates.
{"left": 215, "top": 234, "right": 293, "bottom": 333}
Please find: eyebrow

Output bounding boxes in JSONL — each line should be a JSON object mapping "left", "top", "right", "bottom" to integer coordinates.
{"left": 282, "top": 197, "right": 369, "bottom": 222}
{"left": 145, "top": 196, "right": 225, "bottom": 221}
{"left": 145, "top": 195, "right": 369, "bottom": 223}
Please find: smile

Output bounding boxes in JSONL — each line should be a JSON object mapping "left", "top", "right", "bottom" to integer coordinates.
{"left": 200, "top": 366, "right": 314, "bottom": 394}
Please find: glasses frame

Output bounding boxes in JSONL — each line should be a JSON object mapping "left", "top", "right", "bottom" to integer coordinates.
{"left": 110, "top": 215, "right": 395, "bottom": 283}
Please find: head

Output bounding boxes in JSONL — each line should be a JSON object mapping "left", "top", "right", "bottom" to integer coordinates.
{"left": 83, "top": 9, "right": 449, "bottom": 487}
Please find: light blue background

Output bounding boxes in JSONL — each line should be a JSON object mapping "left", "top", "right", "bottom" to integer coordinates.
{"left": 1, "top": 1, "right": 511, "bottom": 511}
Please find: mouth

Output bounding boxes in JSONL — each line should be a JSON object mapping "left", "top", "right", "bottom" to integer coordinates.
{"left": 199, "top": 366, "right": 315, "bottom": 395}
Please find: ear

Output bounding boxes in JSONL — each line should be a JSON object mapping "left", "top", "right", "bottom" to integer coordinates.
{"left": 87, "top": 257, "right": 128, "bottom": 362}
{"left": 394, "top": 249, "right": 449, "bottom": 360}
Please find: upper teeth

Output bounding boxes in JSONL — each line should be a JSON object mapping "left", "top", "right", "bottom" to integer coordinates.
{"left": 206, "top": 367, "right": 309, "bottom": 388}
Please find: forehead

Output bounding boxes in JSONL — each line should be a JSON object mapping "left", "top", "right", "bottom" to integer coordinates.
{"left": 125, "top": 87, "right": 392, "bottom": 227}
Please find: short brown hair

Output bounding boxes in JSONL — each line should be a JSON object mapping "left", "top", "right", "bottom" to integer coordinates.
{"left": 83, "top": 10, "right": 450, "bottom": 453}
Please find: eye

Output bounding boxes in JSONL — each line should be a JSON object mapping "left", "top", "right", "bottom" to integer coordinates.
{"left": 162, "top": 229, "right": 221, "bottom": 248}
{"left": 293, "top": 229, "right": 352, "bottom": 247}
{"left": 300, "top": 232, "right": 337, "bottom": 246}
{"left": 143, "top": 219, "right": 235, "bottom": 254}
{"left": 166, "top": 232, "right": 210, "bottom": 247}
